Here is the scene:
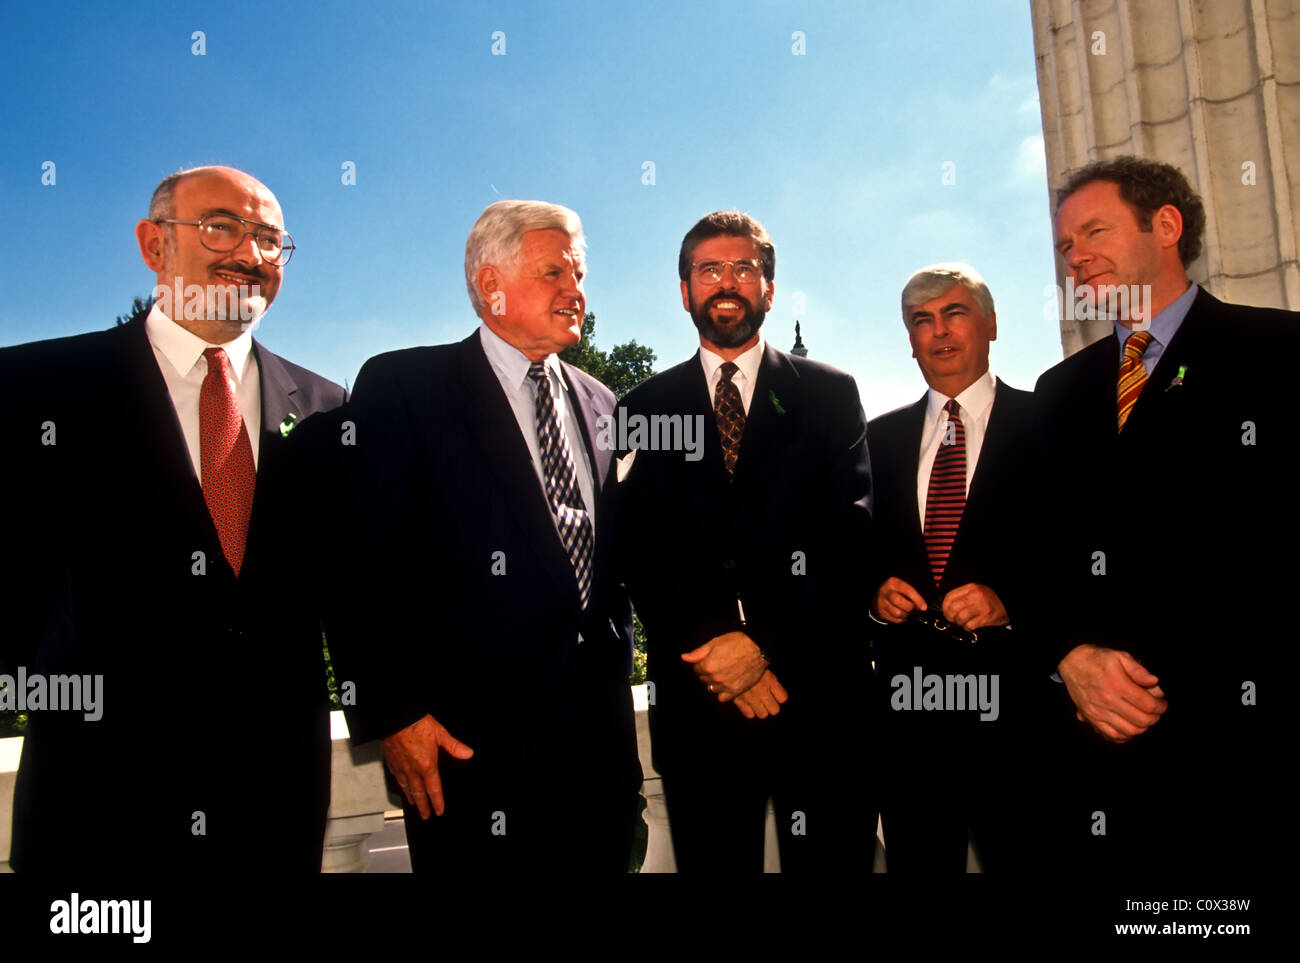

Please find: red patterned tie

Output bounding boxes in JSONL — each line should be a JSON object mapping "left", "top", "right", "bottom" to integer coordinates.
{"left": 200, "top": 347, "right": 256, "bottom": 576}
{"left": 924, "top": 399, "right": 966, "bottom": 586}
{"left": 714, "top": 361, "right": 746, "bottom": 477}
{"left": 1117, "top": 330, "right": 1154, "bottom": 431}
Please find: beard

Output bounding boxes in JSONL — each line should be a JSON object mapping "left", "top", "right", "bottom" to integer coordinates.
{"left": 688, "top": 291, "right": 767, "bottom": 349}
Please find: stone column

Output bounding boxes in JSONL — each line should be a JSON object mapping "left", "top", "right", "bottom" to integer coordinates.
{"left": 1031, "top": 0, "right": 1299, "bottom": 356}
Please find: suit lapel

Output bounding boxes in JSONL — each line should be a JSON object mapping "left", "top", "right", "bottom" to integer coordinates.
{"left": 1127, "top": 297, "right": 1211, "bottom": 434}
{"left": 561, "top": 361, "right": 610, "bottom": 494}
{"left": 963, "top": 379, "right": 1010, "bottom": 523}
{"left": 455, "top": 334, "right": 578, "bottom": 598}
{"left": 241, "top": 343, "right": 307, "bottom": 575}
{"left": 672, "top": 351, "right": 730, "bottom": 485}
{"left": 253, "top": 342, "right": 304, "bottom": 477}
{"left": 118, "top": 318, "right": 217, "bottom": 539}
{"left": 897, "top": 395, "right": 928, "bottom": 546}
{"left": 735, "top": 344, "right": 796, "bottom": 486}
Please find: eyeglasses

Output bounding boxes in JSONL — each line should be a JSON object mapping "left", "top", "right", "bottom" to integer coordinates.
{"left": 908, "top": 606, "right": 979, "bottom": 645}
{"left": 155, "top": 213, "right": 295, "bottom": 266}
{"left": 692, "top": 259, "right": 763, "bottom": 285}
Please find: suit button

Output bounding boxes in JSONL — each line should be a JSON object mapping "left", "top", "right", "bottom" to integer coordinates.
{"left": 722, "top": 557, "right": 735, "bottom": 570}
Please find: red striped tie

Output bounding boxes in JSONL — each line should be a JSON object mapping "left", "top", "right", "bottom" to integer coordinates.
{"left": 1117, "top": 330, "right": 1154, "bottom": 431}
{"left": 200, "top": 347, "right": 256, "bottom": 576}
{"left": 924, "top": 399, "right": 966, "bottom": 586}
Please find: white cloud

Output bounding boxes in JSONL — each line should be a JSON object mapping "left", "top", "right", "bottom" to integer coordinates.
{"left": 1013, "top": 135, "right": 1047, "bottom": 183}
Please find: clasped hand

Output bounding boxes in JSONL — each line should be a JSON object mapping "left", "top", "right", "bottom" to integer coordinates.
{"left": 872, "top": 576, "right": 1010, "bottom": 631}
{"left": 682, "top": 631, "right": 788, "bottom": 719}
{"left": 1058, "top": 644, "right": 1167, "bottom": 743}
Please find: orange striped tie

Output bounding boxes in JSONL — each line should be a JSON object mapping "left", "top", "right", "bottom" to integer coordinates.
{"left": 1117, "top": 330, "right": 1154, "bottom": 431}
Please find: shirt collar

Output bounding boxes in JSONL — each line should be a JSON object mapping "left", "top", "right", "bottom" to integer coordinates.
{"left": 699, "top": 336, "right": 765, "bottom": 387}
{"left": 1113, "top": 280, "right": 1197, "bottom": 350}
{"left": 926, "top": 367, "right": 997, "bottom": 424}
{"left": 478, "top": 322, "right": 569, "bottom": 393}
{"left": 144, "top": 303, "right": 255, "bottom": 382}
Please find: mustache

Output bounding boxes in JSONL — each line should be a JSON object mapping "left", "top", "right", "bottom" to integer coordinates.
{"left": 212, "top": 262, "right": 268, "bottom": 282}
{"left": 707, "top": 293, "right": 748, "bottom": 308}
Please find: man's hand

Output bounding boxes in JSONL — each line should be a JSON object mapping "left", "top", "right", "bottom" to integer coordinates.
{"left": 873, "top": 576, "right": 928, "bottom": 623}
{"left": 1058, "top": 644, "right": 1167, "bottom": 743}
{"left": 380, "top": 713, "right": 475, "bottom": 819}
{"left": 732, "top": 670, "right": 789, "bottom": 720}
{"left": 681, "top": 631, "right": 768, "bottom": 701}
{"left": 941, "top": 583, "right": 1010, "bottom": 631}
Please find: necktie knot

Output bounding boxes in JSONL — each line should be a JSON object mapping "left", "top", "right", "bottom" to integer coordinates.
{"left": 719, "top": 361, "right": 739, "bottom": 383}
{"left": 204, "top": 346, "right": 228, "bottom": 370}
{"left": 1123, "top": 330, "right": 1154, "bottom": 363}
{"left": 526, "top": 360, "right": 548, "bottom": 387}
{"left": 944, "top": 398, "right": 961, "bottom": 419}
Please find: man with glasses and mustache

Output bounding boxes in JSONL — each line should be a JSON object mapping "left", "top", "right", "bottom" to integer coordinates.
{"left": 0, "top": 166, "right": 345, "bottom": 874}
{"left": 614, "top": 210, "right": 875, "bottom": 872}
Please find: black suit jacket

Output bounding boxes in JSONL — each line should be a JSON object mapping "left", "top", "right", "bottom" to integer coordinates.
{"left": 866, "top": 379, "right": 1045, "bottom": 743}
{"left": 324, "top": 330, "right": 639, "bottom": 800}
{"left": 866, "top": 379, "right": 1041, "bottom": 663}
{"left": 1033, "top": 287, "right": 1296, "bottom": 743}
{"left": 0, "top": 317, "right": 346, "bottom": 873}
{"left": 615, "top": 344, "right": 872, "bottom": 775}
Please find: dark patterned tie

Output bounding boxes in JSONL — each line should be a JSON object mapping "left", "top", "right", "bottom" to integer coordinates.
{"left": 527, "top": 361, "right": 594, "bottom": 609}
{"left": 200, "top": 347, "right": 256, "bottom": 576}
{"left": 923, "top": 399, "right": 966, "bottom": 586}
{"left": 714, "top": 361, "right": 745, "bottom": 477}
{"left": 1117, "top": 329, "right": 1154, "bottom": 431}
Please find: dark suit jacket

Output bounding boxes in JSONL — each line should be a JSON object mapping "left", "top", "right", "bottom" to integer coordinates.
{"left": 865, "top": 379, "right": 1042, "bottom": 679}
{"left": 0, "top": 316, "right": 345, "bottom": 874}
{"left": 615, "top": 344, "right": 872, "bottom": 776}
{"left": 1033, "top": 287, "right": 1295, "bottom": 749}
{"left": 323, "top": 330, "right": 640, "bottom": 802}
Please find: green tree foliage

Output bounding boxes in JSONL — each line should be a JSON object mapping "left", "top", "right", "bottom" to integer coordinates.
{"left": 0, "top": 678, "right": 26, "bottom": 737}
{"left": 115, "top": 295, "right": 153, "bottom": 327}
{"left": 560, "top": 312, "right": 656, "bottom": 399}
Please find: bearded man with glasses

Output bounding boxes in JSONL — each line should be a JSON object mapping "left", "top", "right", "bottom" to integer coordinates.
{"left": 613, "top": 210, "right": 876, "bottom": 872}
{"left": 0, "top": 166, "right": 345, "bottom": 875}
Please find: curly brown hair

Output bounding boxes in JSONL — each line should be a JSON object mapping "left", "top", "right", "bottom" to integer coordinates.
{"left": 1056, "top": 156, "right": 1206, "bottom": 266}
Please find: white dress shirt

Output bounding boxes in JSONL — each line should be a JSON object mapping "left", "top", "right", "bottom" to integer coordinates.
{"left": 144, "top": 304, "right": 261, "bottom": 480}
{"left": 478, "top": 323, "right": 597, "bottom": 539}
{"left": 699, "top": 336, "right": 765, "bottom": 414}
{"left": 916, "top": 369, "right": 997, "bottom": 521}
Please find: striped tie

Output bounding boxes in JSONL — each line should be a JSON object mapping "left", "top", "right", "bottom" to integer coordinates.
{"left": 1117, "top": 330, "right": 1154, "bottom": 431}
{"left": 527, "top": 361, "right": 594, "bottom": 610}
{"left": 924, "top": 399, "right": 966, "bottom": 586}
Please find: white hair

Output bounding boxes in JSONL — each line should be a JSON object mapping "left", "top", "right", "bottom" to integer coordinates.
{"left": 464, "top": 200, "right": 586, "bottom": 316}
{"left": 900, "top": 262, "right": 995, "bottom": 325}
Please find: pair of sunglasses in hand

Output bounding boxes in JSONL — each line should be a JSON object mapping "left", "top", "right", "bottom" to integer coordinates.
{"left": 908, "top": 604, "right": 979, "bottom": 645}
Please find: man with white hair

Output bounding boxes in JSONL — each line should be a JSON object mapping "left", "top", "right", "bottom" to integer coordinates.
{"left": 867, "top": 262, "right": 1044, "bottom": 873}
{"left": 328, "top": 200, "right": 641, "bottom": 873}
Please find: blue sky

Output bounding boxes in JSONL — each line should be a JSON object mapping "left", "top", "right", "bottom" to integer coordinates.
{"left": 0, "top": 0, "right": 1062, "bottom": 417}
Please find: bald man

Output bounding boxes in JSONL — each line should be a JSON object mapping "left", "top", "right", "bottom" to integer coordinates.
{"left": 0, "top": 166, "right": 346, "bottom": 874}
